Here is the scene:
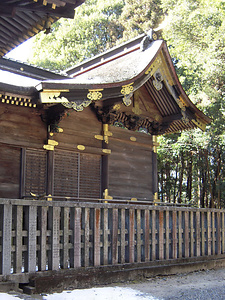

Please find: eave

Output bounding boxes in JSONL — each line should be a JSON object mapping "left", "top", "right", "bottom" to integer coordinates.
{"left": 0, "top": 0, "right": 85, "bottom": 57}
{"left": 36, "top": 34, "right": 211, "bottom": 135}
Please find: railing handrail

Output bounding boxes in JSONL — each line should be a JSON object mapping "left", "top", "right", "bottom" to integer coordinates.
{"left": 0, "top": 197, "right": 224, "bottom": 212}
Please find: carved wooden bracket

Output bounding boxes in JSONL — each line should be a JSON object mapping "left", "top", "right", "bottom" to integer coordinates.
{"left": 94, "top": 105, "right": 171, "bottom": 135}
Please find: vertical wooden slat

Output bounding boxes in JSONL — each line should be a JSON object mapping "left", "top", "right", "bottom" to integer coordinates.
{"left": 15, "top": 206, "right": 23, "bottom": 273}
{"left": 178, "top": 211, "right": 182, "bottom": 258}
{"left": 40, "top": 206, "right": 48, "bottom": 271}
{"left": 50, "top": 207, "right": 60, "bottom": 270}
{"left": 28, "top": 206, "right": 37, "bottom": 272}
{"left": 2, "top": 204, "right": 12, "bottom": 275}
{"left": 165, "top": 210, "right": 170, "bottom": 260}
{"left": 207, "top": 211, "right": 212, "bottom": 255}
{"left": 196, "top": 211, "right": 201, "bottom": 257}
{"left": 184, "top": 211, "right": 189, "bottom": 258}
{"left": 172, "top": 211, "right": 177, "bottom": 259}
{"left": 190, "top": 211, "right": 194, "bottom": 257}
{"left": 112, "top": 209, "right": 118, "bottom": 264}
{"left": 136, "top": 209, "right": 141, "bottom": 262}
{"left": 217, "top": 212, "right": 221, "bottom": 255}
{"left": 222, "top": 213, "right": 225, "bottom": 254}
{"left": 158, "top": 210, "right": 164, "bottom": 260}
{"left": 120, "top": 209, "right": 126, "bottom": 264}
{"left": 212, "top": 212, "right": 215, "bottom": 255}
{"left": 63, "top": 207, "right": 69, "bottom": 269}
{"left": 201, "top": 212, "right": 205, "bottom": 256}
{"left": 103, "top": 208, "right": 109, "bottom": 265}
{"left": 151, "top": 210, "right": 156, "bottom": 261}
{"left": 129, "top": 209, "right": 135, "bottom": 263}
{"left": 84, "top": 208, "right": 90, "bottom": 267}
{"left": 94, "top": 208, "right": 101, "bottom": 266}
{"left": 74, "top": 207, "right": 81, "bottom": 268}
{"left": 144, "top": 210, "right": 150, "bottom": 262}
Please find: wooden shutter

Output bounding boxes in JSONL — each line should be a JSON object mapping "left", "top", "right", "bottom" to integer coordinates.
{"left": 53, "top": 150, "right": 101, "bottom": 199}
{"left": 23, "top": 149, "right": 47, "bottom": 196}
{"left": 53, "top": 150, "right": 79, "bottom": 197}
{"left": 79, "top": 153, "right": 101, "bottom": 198}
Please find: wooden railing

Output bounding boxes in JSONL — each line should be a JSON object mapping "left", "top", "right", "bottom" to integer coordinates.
{"left": 0, "top": 199, "right": 225, "bottom": 276}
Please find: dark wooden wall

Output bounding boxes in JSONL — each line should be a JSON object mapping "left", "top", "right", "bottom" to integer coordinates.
{"left": 108, "top": 126, "right": 153, "bottom": 200}
{"left": 52, "top": 107, "right": 102, "bottom": 150}
{"left": 0, "top": 103, "right": 46, "bottom": 198}
{"left": 0, "top": 103, "right": 154, "bottom": 200}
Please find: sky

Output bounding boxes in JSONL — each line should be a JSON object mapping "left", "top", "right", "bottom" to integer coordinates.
{"left": 0, "top": 38, "right": 40, "bottom": 86}
{"left": 5, "top": 38, "right": 34, "bottom": 62}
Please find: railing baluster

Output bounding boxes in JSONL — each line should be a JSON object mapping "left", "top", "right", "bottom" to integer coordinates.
{"left": 94, "top": 208, "right": 101, "bottom": 266}
{"left": 2, "top": 204, "right": 12, "bottom": 275}
{"left": 40, "top": 206, "right": 48, "bottom": 271}
{"left": 73, "top": 207, "right": 81, "bottom": 268}
{"left": 103, "top": 208, "right": 109, "bottom": 265}
{"left": 15, "top": 205, "right": 23, "bottom": 273}
{"left": 144, "top": 209, "right": 150, "bottom": 262}
{"left": 112, "top": 208, "right": 118, "bottom": 264}
{"left": 129, "top": 209, "right": 135, "bottom": 263}
{"left": 136, "top": 209, "right": 141, "bottom": 262}
{"left": 159, "top": 210, "right": 164, "bottom": 260}
{"left": 28, "top": 205, "right": 37, "bottom": 273}
{"left": 120, "top": 208, "right": 126, "bottom": 264}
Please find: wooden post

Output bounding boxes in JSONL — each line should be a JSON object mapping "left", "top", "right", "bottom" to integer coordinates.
{"left": 120, "top": 209, "right": 126, "bottom": 264}
{"left": 144, "top": 210, "right": 150, "bottom": 261}
{"left": 196, "top": 211, "right": 201, "bottom": 257}
{"left": 207, "top": 211, "right": 212, "bottom": 255}
{"left": 15, "top": 205, "right": 23, "bottom": 273}
{"left": 217, "top": 212, "right": 221, "bottom": 255}
{"left": 165, "top": 210, "right": 170, "bottom": 260}
{"left": 159, "top": 210, "right": 164, "bottom": 260}
{"left": 172, "top": 211, "right": 177, "bottom": 259}
{"left": 84, "top": 208, "right": 90, "bottom": 267}
{"left": 184, "top": 211, "right": 189, "bottom": 258}
{"left": 103, "top": 208, "right": 109, "bottom": 265}
{"left": 152, "top": 136, "right": 158, "bottom": 202}
{"left": 40, "top": 206, "right": 48, "bottom": 271}
{"left": 49, "top": 206, "right": 60, "bottom": 270}
{"left": 136, "top": 209, "right": 142, "bottom": 262}
{"left": 63, "top": 207, "right": 70, "bottom": 269}
{"left": 28, "top": 205, "right": 37, "bottom": 272}
{"left": 129, "top": 209, "right": 135, "bottom": 263}
{"left": 94, "top": 208, "right": 101, "bottom": 266}
{"left": 151, "top": 210, "right": 156, "bottom": 261}
{"left": 112, "top": 208, "right": 118, "bottom": 264}
{"left": 2, "top": 204, "right": 12, "bottom": 275}
{"left": 74, "top": 207, "right": 81, "bottom": 268}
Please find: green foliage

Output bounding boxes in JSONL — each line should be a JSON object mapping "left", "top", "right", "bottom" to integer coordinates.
{"left": 157, "top": 0, "right": 225, "bottom": 207}
{"left": 118, "top": 0, "right": 163, "bottom": 41}
{"left": 29, "top": 0, "right": 125, "bottom": 71}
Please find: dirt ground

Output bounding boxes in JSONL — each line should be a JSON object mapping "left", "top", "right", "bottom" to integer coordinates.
{"left": 2, "top": 268, "right": 225, "bottom": 299}
{"left": 123, "top": 267, "right": 225, "bottom": 299}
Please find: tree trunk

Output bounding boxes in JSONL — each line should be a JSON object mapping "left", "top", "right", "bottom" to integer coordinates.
{"left": 178, "top": 151, "right": 184, "bottom": 203}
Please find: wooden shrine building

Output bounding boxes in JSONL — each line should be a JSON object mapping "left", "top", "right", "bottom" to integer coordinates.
{"left": 0, "top": 29, "right": 210, "bottom": 203}
{"left": 2, "top": 1, "right": 225, "bottom": 294}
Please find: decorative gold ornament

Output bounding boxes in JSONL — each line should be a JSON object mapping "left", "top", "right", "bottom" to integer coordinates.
{"left": 130, "top": 137, "right": 137, "bottom": 142}
{"left": 121, "top": 83, "right": 134, "bottom": 95}
{"left": 62, "top": 100, "right": 92, "bottom": 111}
{"left": 113, "top": 104, "right": 121, "bottom": 110}
{"left": 192, "top": 117, "right": 206, "bottom": 131}
{"left": 40, "top": 91, "right": 69, "bottom": 103}
{"left": 102, "top": 149, "right": 111, "bottom": 154}
{"left": 87, "top": 89, "right": 103, "bottom": 101}
{"left": 145, "top": 56, "right": 162, "bottom": 76}
{"left": 77, "top": 145, "right": 85, "bottom": 150}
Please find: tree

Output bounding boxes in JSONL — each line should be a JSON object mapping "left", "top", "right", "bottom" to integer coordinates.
{"left": 157, "top": 0, "right": 225, "bottom": 207}
{"left": 29, "top": 0, "right": 125, "bottom": 71}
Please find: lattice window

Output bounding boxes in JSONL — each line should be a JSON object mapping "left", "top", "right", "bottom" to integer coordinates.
{"left": 53, "top": 150, "right": 79, "bottom": 197}
{"left": 53, "top": 150, "right": 101, "bottom": 199}
{"left": 24, "top": 149, "right": 47, "bottom": 196}
{"left": 79, "top": 153, "right": 101, "bottom": 198}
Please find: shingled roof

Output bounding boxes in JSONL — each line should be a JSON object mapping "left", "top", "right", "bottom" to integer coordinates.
{"left": 36, "top": 31, "right": 210, "bottom": 134}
